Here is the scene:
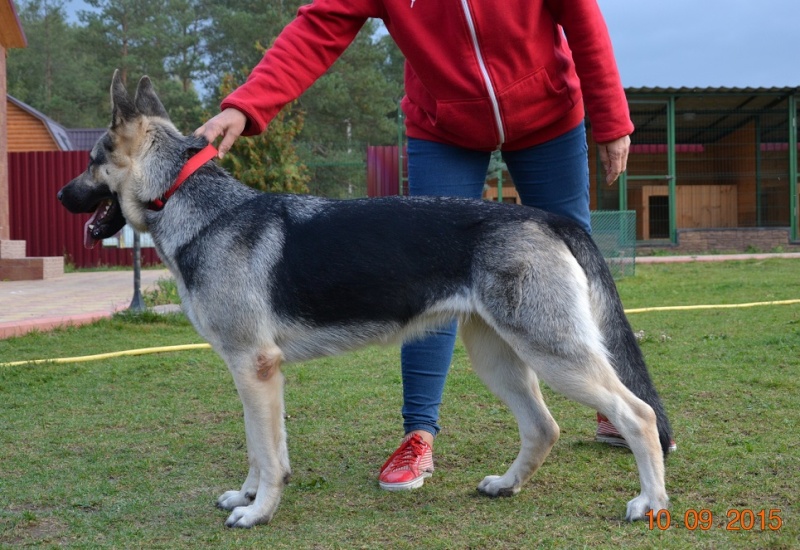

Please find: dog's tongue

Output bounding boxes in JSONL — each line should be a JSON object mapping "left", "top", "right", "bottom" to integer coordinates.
{"left": 83, "top": 208, "right": 103, "bottom": 249}
{"left": 83, "top": 210, "right": 99, "bottom": 249}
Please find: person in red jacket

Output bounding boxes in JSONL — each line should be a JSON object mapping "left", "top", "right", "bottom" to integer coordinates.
{"left": 196, "top": 0, "right": 650, "bottom": 492}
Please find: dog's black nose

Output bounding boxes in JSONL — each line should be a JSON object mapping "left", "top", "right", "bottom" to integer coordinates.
{"left": 57, "top": 190, "right": 63, "bottom": 202}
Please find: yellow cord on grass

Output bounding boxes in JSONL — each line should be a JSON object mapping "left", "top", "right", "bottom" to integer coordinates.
{"left": 624, "top": 298, "right": 800, "bottom": 314}
{"left": 0, "top": 343, "right": 211, "bottom": 367}
{"left": 2, "top": 298, "right": 800, "bottom": 367}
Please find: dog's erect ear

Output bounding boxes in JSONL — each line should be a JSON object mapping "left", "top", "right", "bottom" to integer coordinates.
{"left": 110, "top": 69, "right": 137, "bottom": 129}
{"left": 135, "top": 76, "right": 170, "bottom": 120}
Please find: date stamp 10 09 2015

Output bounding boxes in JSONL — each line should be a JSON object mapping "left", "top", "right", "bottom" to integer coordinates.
{"left": 646, "top": 509, "right": 783, "bottom": 531}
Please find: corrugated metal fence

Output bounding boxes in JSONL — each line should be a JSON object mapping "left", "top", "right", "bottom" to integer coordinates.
{"left": 8, "top": 151, "right": 161, "bottom": 269}
{"left": 366, "top": 145, "right": 405, "bottom": 197}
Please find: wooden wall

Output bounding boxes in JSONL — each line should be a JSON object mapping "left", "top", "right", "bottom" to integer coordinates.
{"left": 631, "top": 185, "right": 737, "bottom": 240}
{"left": 6, "top": 100, "right": 60, "bottom": 152}
{"left": 759, "top": 150, "right": 792, "bottom": 226}
{"left": 1, "top": 43, "right": 9, "bottom": 240}
{"left": 708, "top": 122, "right": 757, "bottom": 226}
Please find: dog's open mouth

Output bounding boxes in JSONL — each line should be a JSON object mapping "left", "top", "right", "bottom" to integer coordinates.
{"left": 84, "top": 198, "right": 126, "bottom": 249}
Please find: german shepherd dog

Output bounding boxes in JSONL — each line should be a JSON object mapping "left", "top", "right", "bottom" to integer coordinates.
{"left": 59, "top": 72, "right": 672, "bottom": 528}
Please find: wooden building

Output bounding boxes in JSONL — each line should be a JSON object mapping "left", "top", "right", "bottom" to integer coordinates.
{"left": 0, "top": 0, "right": 64, "bottom": 280}
{"left": 489, "top": 87, "right": 800, "bottom": 253}
{"left": 6, "top": 95, "right": 75, "bottom": 152}
{"left": 588, "top": 87, "right": 800, "bottom": 252}
{"left": 1, "top": 0, "right": 26, "bottom": 244}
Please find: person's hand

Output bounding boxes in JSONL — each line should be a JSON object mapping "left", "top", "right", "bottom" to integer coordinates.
{"left": 194, "top": 108, "right": 247, "bottom": 159}
{"left": 597, "top": 135, "right": 631, "bottom": 185}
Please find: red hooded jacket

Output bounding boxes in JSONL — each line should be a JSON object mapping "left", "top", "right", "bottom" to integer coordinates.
{"left": 222, "top": 0, "right": 633, "bottom": 151}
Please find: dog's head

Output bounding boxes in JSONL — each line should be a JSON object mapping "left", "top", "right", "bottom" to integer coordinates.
{"left": 58, "top": 70, "right": 198, "bottom": 248}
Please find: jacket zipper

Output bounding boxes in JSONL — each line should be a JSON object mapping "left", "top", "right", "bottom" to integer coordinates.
{"left": 459, "top": 0, "right": 505, "bottom": 147}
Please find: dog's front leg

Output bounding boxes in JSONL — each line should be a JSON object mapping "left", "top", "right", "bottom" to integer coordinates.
{"left": 217, "top": 465, "right": 258, "bottom": 511}
{"left": 221, "top": 347, "right": 290, "bottom": 528}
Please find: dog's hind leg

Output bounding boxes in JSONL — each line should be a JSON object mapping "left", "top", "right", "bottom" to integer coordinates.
{"left": 460, "top": 318, "right": 560, "bottom": 497}
{"left": 591, "top": 374, "right": 668, "bottom": 521}
{"left": 218, "top": 346, "right": 290, "bottom": 528}
{"left": 532, "top": 347, "right": 668, "bottom": 521}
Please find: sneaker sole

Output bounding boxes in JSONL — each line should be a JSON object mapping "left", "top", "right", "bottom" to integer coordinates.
{"left": 379, "top": 471, "right": 432, "bottom": 492}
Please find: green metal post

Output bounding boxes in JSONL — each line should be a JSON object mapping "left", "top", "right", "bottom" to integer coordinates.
{"left": 496, "top": 169, "right": 503, "bottom": 202}
{"left": 619, "top": 171, "right": 628, "bottom": 211}
{"left": 667, "top": 96, "right": 678, "bottom": 243}
{"left": 789, "top": 93, "right": 798, "bottom": 241}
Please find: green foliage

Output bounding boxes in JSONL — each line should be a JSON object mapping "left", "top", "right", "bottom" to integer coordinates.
{"left": 153, "top": 77, "right": 205, "bottom": 134}
{"left": 79, "top": 0, "right": 180, "bottom": 82}
{"left": 202, "top": 0, "right": 300, "bottom": 83}
{"left": 6, "top": 0, "right": 108, "bottom": 127}
{"left": 217, "top": 74, "right": 310, "bottom": 194}
{"left": 142, "top": 276, "right": 181, "bottom": 307}
{"left": 487, "top": 150, "right": 508, "bottom": 181}
{"left": 159, "top": 0, "right": 210, "bottom": 92}
{"left": 298, "top": 19, "right": 403, "bottom": 149}
{"left": 299, "top": 145, "right": 367, "bottom": 198}
{"left": 8, "top": 1, "right": 404, "bottom": 166}
{"left": 8, "top": 0, "right": 207, "bottom": 130}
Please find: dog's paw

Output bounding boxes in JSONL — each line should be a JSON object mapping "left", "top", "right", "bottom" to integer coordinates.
{"left": 225, "top": 505, "right": 273, "bottom": 529}
{"left": 477, "top": 475, "right": 521, "bottom": 497}
{"left": 217, "top": 489, "right": 255, "bottom": 511}
{"left": 625, "top": 493, "right": 669, "bottom": 522}
{"left": 225, "top": 505, "right": 272, "bottom": 529}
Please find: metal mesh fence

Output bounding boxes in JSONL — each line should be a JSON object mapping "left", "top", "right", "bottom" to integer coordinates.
{"left": 591, "top": 210, "right": 637, "bottom": 278}
{"left": 599, "top": 93, "right": 798, "bottom": 242}
{"left": 672, "top": 106, "right": 792, "bottom": 228}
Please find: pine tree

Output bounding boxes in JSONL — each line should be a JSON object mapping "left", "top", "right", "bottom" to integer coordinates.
{"left": 217, "top": 74, "right": 310, "bottom": 194}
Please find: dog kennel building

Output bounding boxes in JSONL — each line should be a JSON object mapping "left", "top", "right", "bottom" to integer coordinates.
{"left": 586, "top": 87, "right": 799, "bottom": 251}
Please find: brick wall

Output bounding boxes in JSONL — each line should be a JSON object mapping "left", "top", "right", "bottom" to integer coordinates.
{"left": 640, "top": 227, "right": 800, "bottom": 255}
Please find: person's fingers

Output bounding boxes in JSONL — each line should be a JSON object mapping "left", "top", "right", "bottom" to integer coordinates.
{"left": 194, "top": 109, "right": 247, "bottom": 159}
{"left": 605, "top": 147, "right": 624, "bottom": 185}
{"left": 193, "top": 119, "right": 219, "bottom": 142}
{"left": 598, "top": 136, "right": 630, "bottom": 185}
{"left": 217, "top": 131, "right": 240, "bottom": 159}
{"left": 616, "top": 139, "right": 630, "bottom": 181}
{"left": 598, "top": 144, "right": 611, "bottom": 180}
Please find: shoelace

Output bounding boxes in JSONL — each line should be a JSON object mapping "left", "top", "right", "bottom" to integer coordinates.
{"left": 382, "top": 436, "right": 427, "bottom": 472}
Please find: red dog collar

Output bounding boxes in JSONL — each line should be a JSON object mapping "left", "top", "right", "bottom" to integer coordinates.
{"left": 148, "top": 144, "right": 218, "bottom": 211}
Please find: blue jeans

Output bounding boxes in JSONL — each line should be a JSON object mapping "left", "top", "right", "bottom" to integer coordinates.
{"left": 401, "top": 123, "right": 590, "bottom": 437}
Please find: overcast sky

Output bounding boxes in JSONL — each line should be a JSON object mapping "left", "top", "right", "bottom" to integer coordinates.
{"left": 598, "top": 0, "right": 799, "bottom": 88}
{"left": 62, "top": 0, "right": 798, "bottom": 89}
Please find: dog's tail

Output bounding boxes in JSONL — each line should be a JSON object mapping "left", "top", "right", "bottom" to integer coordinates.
{"left": 553, "top": 220, "right": 674, "bottom": 457}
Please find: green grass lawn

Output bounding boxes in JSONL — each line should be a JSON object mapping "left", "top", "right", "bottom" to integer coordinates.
{"left": 1, "top": 259, "right": 798, "bottom": 548}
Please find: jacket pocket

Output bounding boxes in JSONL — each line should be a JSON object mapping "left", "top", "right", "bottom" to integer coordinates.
{"left": 496, "top": 67, "right": 576, "bottom": 143}
{"left": 427, "top": 97, "right": 499, "bottom": 150}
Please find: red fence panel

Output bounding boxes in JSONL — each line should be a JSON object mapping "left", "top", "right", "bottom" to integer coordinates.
{"left": 8, "top": 151, "right": 162, "bottom": 269}
{"left": 366, "top": 145, "right": 407, "bottom": 197}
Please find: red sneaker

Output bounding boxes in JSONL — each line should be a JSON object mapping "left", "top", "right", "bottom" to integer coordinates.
{"left": 379, "top": 433, "right": 434, "bottom": 491}
{"left": 596, "top": 413, "right": 677, "bottom": 452}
